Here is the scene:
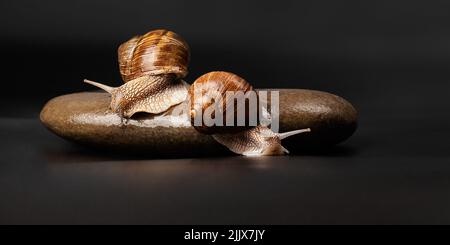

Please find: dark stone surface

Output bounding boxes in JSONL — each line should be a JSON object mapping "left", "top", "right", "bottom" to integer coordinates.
{"left": 39, "top": 89, "right": 357, "bottom": 155}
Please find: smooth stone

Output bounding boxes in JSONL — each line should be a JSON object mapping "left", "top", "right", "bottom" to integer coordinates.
{"left": 40, "top": 89, "right": 357, "bottom": 155}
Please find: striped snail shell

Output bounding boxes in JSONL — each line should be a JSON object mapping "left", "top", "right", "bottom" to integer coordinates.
{"left": 84, "top": 29, "right": 190, "bottom": 119}
{"left": 118, "top": 29, "right": 190, "bottom": 82}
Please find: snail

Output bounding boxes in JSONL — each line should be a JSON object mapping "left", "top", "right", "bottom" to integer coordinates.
{"left": 188, "top": 71, "right": 311, "bottom": 156}
{"left": 84, "top": 29, "right": 190, "bottom": 118}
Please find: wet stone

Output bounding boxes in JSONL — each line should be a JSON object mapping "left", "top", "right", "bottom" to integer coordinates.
{"left": 40, "top": 89, "right": 357, "bottom": 156}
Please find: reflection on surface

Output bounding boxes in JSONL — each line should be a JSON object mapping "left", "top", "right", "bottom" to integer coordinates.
{"left": 43, "top": 140, "right": 358, "bottom": 164}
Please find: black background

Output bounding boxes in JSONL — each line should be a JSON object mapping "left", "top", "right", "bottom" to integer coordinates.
{"left": 1, "top": 0, "right": 450, "bottom": 224}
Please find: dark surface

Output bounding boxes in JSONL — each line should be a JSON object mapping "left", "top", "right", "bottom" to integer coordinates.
{"left": 1, "top": 0, "right": 450, "bottom": 224}
{"left": 1, "top": 108, "right": 449, "bottom": 224}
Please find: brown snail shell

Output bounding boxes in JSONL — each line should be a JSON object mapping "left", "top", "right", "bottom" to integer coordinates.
{"left": 188, "top": 71, "right": 256, "bottom": 135}
{"left": 84, "top": 74, "right": 189, "bottom": 118}
{"left": 118, "top": 29, "right": 190, "bottom": 82}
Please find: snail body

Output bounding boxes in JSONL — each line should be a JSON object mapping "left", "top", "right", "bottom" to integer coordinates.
{"left": 213, "top": 126, "right": 311, "bottom": 156}
{"left": 85, "top": 29, "right": 190, "bottom": 118}
{"left": 84, "top": 75, "right": 188, "bottom": 118}
{"left": 189, "top": 71, "right": 311, "bottom": 156}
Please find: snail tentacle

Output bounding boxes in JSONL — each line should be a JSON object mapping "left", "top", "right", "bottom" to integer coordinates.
{"left": 277, "top": 128, "right": 311, "bottom": 140}
{"left": 83, "top": 79, "right": 115, "bottom": 94}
